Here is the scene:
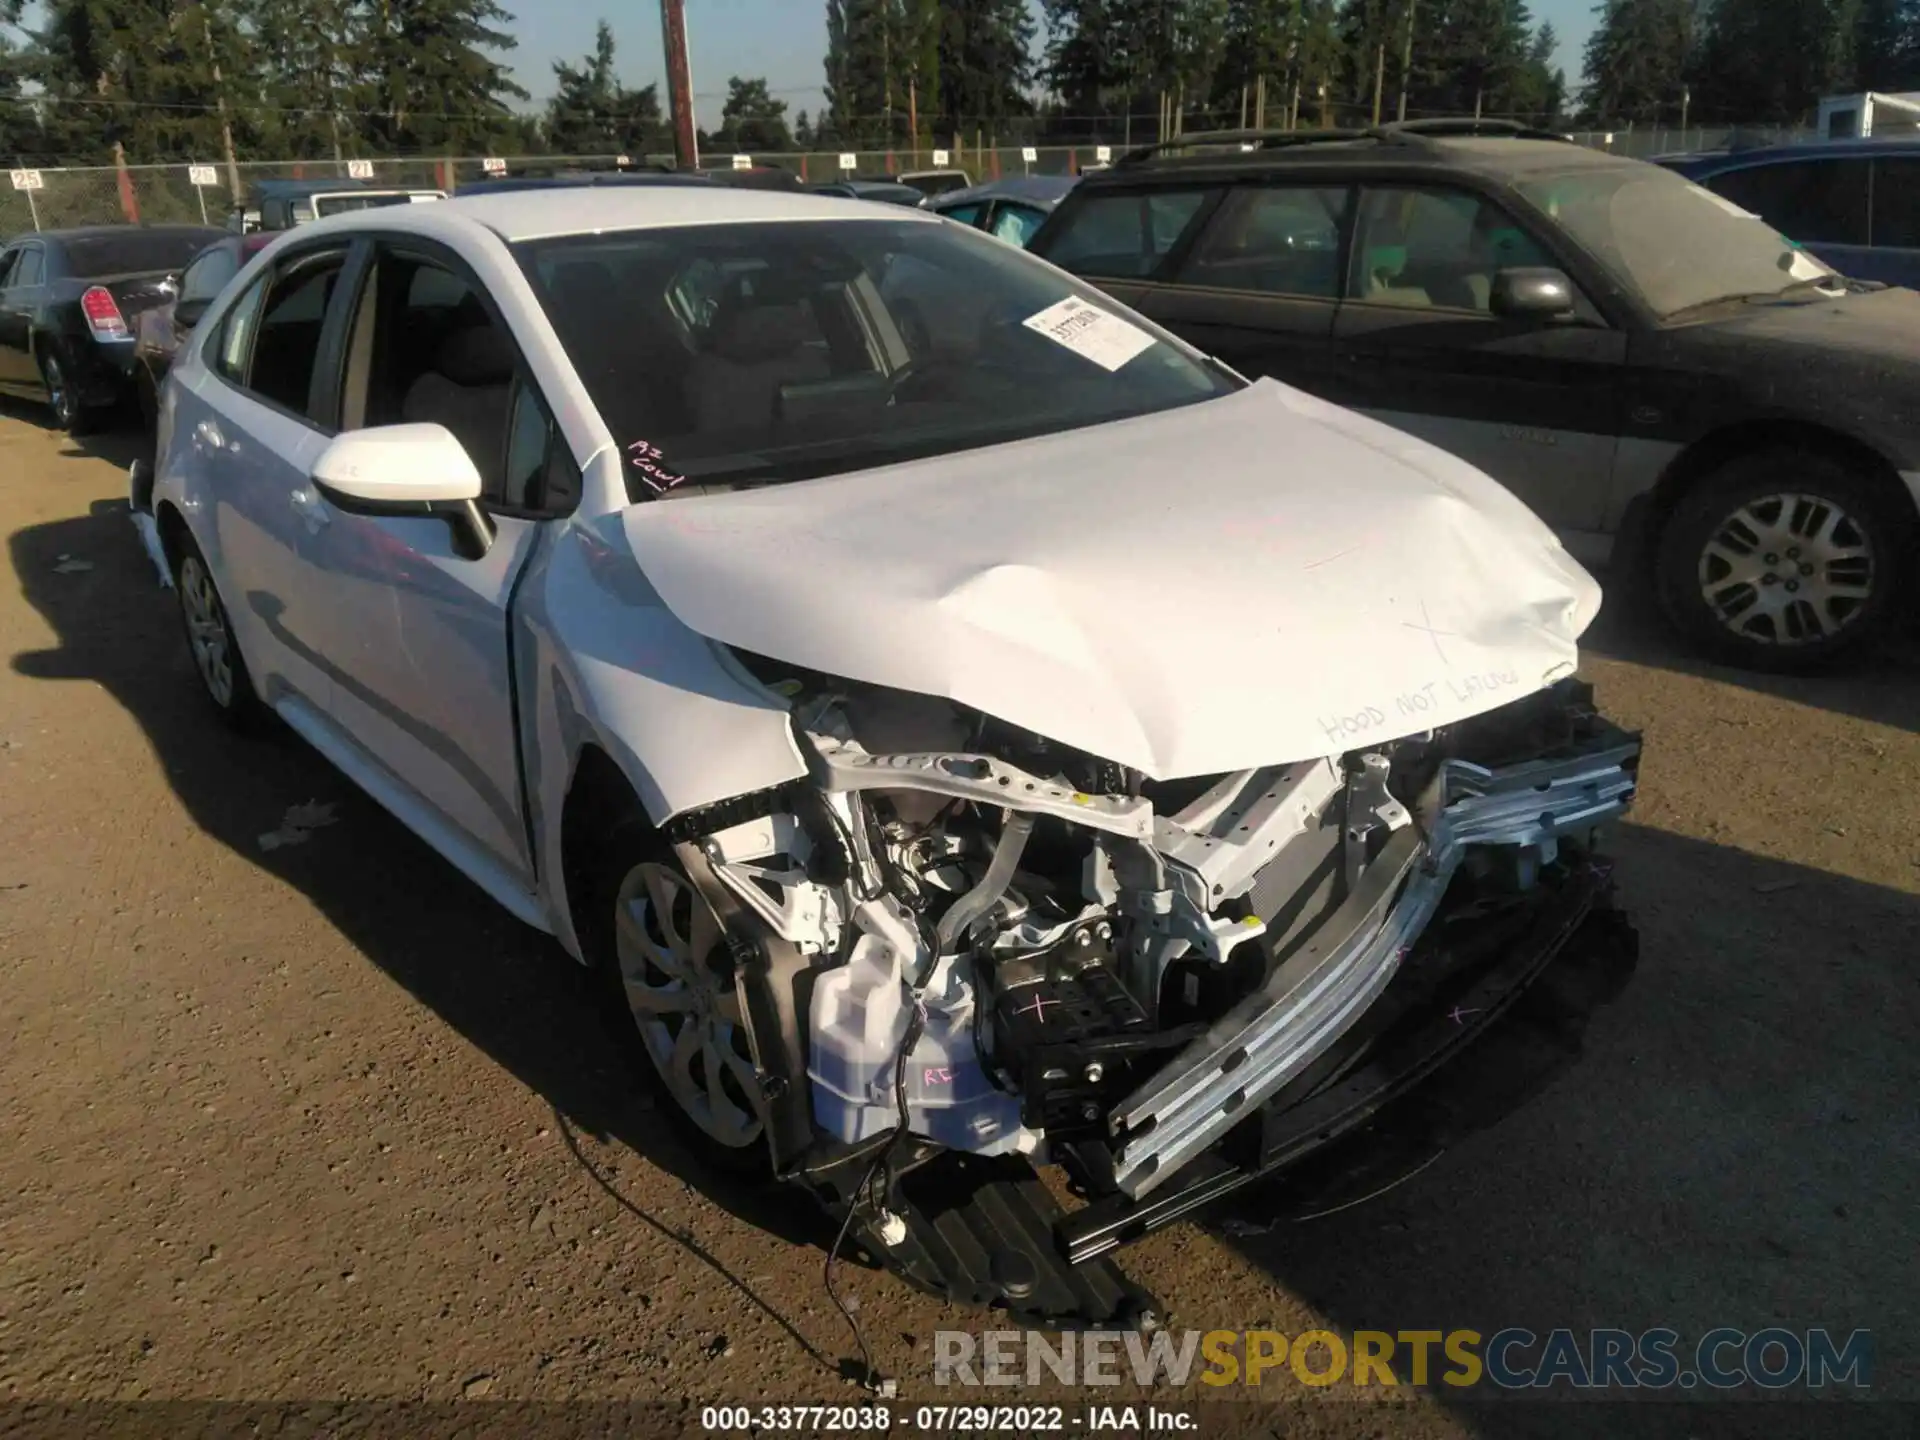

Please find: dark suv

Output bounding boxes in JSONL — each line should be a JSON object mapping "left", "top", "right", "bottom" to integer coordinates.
{"left": 1028, "top": 119, "right": 1920, "bottom": 671}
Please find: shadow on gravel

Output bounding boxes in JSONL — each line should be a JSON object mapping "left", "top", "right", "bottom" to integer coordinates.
{"left": 0, "top": 396, "right": 152, "bottom": 472}
{"left": 1581, "top": 578, "right": 1920, "bottom": 736}
{"left": 1212, "top": 822, "right": 1920, "bottom": 1438}
{"left": 7, "top": 496, "right": 848, "bottom": 1379}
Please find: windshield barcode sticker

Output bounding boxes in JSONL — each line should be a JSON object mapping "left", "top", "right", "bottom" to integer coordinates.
{"left": 1022, "top": 297, "right": 1155, "bottom": 372}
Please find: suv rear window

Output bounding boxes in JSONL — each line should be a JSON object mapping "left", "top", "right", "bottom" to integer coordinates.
{"left": 1037, "top": 189, "right": 1216, "bottom": 278}
{"left": 1703, "top": 159, "right": 1870, "bottom": 247}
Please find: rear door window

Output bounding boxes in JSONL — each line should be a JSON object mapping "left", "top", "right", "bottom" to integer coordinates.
{"left": 1871, "top": 156, "right": 1920, "bottom": 248}
{"left": 11, "top": 247, "right": 44, "bottom": 288}
{"left": 236, "top": 251, "right": 349, "bottom": 417}
{"left": 1036, "top": 188, "right": 1217, "bottom": 278}
{"left": 1705, "top": 159, "right": 1870, "bottom": 246}
{"left": 1174, "top": 185, "right": 1350, "bottom": 298}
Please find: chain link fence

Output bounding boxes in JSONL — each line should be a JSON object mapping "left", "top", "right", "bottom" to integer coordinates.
{"left": 2, "top": 128, "right": 1827, "bottom": 237}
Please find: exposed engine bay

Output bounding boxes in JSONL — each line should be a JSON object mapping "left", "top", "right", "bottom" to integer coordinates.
{"left": 667, "top": 654, "right": 1641, "bottom": 1326}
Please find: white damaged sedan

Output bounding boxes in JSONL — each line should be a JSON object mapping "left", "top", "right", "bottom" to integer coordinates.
{"left": 133, "top": 186, "right": 1641, "bottom": 1327}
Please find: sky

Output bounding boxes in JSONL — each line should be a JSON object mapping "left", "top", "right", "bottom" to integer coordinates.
{"left": 508, "top": 0, "right": 1600, "bottom": 130}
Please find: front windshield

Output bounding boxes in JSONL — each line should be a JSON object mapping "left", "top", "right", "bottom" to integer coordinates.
{"left": 514, "top": 218, "right": 1233, "bottom": 496}
{"left": 1516, "top": 166, "right": 1839, "bottom": 319}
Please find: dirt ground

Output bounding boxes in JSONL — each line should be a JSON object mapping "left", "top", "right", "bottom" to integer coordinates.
{"left": 2, "top": 407, "right": 1917, "bottom": 1440}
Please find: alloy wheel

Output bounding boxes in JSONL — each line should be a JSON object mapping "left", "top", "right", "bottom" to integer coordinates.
{"left": 614, "top": 862, "right": 766, "bottom": 1150}
{"left": 44, "top": 356, "right": 75, "bottom": 431}
{"left": 1696, "top": 491, "right": 1875, "bottom": 648}
{"left": 178, "top": 555, "right": 236, "bottom": 708}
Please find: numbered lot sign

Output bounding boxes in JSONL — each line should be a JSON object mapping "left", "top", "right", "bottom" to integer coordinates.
{"left": 839, "top": 153, "right": 858, "bottom": 171}
{"left": 188, "top": 165, "right": 219, "bottom": 187}
{"left": 1021, "top": 146, "right": 1038, "bottom": 163}
{"left": 732, "top": 153, "right": 753, "bottom": 170}
{"left": 346, "top": 158, "right": 375, "bottom": 180}
{"left": 1095, "top": 145, "right": 1112, "bottom": 163}
{"left": 9, "top": 169, "right": 43, "bottom": 191}
{"left": 932, "top": 149, "right": 950, "bottom": 166}
{"left": 482, "top": 157, "right": 508, "bottom": 174}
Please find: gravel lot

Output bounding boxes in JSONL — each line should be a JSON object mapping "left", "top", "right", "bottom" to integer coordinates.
{"left": 2, "top": 408, "right": 1916, "bottom": 1439}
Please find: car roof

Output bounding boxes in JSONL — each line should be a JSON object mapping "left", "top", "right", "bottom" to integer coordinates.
{"left": 306, "top": 185, "right": 940, "bottom": 244}
{"left": 1081, "top": 126, "right": 1641, "bottom": 187}
{"left": 454, "top": 173, "right": 713, "bottom": 195}
{"left": 29, "top": 224, "right": 226, "bottom": 245}
{"left": 934, "top": 175, "right": 1079, "bottom": 208}
{"left": 249, "top": 177, "right": 373, "bottom": 198}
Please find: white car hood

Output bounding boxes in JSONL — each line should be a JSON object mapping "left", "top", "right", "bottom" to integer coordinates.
{"left": 622, "top": 379, "right": 1603, "bottom": 780}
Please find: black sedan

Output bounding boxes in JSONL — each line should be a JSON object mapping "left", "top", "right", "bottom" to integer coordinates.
{"left": 0, "top": 225, "right": 225, "bottom": 434}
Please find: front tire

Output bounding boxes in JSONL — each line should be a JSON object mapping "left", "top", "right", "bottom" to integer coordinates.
{"left": 1655, "top": 450, "right": 1911, "bottom": 671}
{"left": 173, "top": 534, "right": 268, "bottom": 732}
{"left": 585, "top": 820, "right": 774, "bottom": 1178}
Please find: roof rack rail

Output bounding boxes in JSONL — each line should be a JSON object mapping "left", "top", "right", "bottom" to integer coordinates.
{"left": 1112, "top": 118, "right": 1569, "bottom": 169}
{"left": 1375, "top": 117, "right": 1573, "bottom": 143}
{"left": 1113, "top": 127, "right": 1372, "bottom": 167}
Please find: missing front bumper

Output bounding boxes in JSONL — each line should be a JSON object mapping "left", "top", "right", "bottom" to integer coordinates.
{"left": 1060, "top": 857, "right": 1638, "bottom": 1264}
{"left": 1105, "top": 728, "right": 1640, "bottom": 1200}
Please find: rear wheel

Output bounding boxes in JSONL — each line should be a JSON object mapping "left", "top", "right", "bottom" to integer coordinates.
{"left": 173, "top": 533, "right": 268, "bottom": 732}
{"left": 39, "top": 349, "right": 99, "bottom": 437}
{"left": 1656, "top": 450, "right": 1911, "bottom": 671}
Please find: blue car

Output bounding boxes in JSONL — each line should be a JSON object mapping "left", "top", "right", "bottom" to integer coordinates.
{"left": 1657, "top": 139, "right": 1920, "bottom": 288}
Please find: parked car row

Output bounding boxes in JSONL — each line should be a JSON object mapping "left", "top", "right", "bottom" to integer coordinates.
{"left": 0, "top": 224, "right": 226, "bottom": 433}
{"left": 12, "top": 124, "right": 1920, "bottom": 677}
{"left": 1022, "top": 119, "right": 1920, "bottom": 671}
{"left": 127, "top": 179, "right": 1644, "bottom": 1329}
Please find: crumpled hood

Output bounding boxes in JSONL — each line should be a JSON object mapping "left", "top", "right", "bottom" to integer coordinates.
{"left": 622, "top": 379, "right": 1602, "bottom": 779}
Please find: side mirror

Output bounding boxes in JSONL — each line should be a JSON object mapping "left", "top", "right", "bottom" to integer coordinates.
{"left": 311, "top": 423, "right": 496, "bottom": 558}
{"left": 174, "top": 296, "right": 210, "bottom": 331}
{"left": 1490, "top": 267, "right": 1578, "bottom": 320}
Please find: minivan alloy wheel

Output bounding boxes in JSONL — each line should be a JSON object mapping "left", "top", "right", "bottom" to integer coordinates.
{"left": 178, "top": 554, "right": 235, "bottom": 707}
{"left": 1696, "top": 490, "right": 1875, "bottom": 647}
{"left": 614, "top": 861, "right": 767, "bottom": 1151}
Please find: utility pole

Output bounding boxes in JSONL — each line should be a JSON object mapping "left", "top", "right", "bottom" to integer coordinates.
{"left": 1396, "top": 0, "right": 1417, "bottom": 125}
{"left": 1372, "top": 42, "right": 1386, "bottom": 126}
{"left": 198, "top": 7, "right": 242, "bottom": 193}
{"left": 660, "top": 0, "right": 699, "bottom": 169}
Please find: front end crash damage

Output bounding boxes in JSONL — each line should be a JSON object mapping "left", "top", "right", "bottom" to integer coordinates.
{"left": 659, "top": 669, "right": 1642, "bottom": 1327}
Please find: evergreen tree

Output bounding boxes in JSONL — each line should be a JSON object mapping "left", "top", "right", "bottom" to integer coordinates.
{"left": 238, "top": 0, "right": 363, "bottom": 160}
{"left": 543, "top": 19, "right": 660, "bottom": 156}
{"left": 1578, "top": 0, "right": 1693, "bottom": 125}
{"left": 935, "top": 0, "right": 1033, "bottom": 137}
{"left": 1685, "top": 0, "right": 1850, "bottom": 124}
{"left": 822, "top": 0, "right": 940, "bottom": 146}
{"left": 1, "top": 26, "right": 47, "bottom": 163}
{"left": 714, "top": 76, "right": 793, "bottom": 152}
{"left": 26, "top": 0, "right": 256, "bottom": 163}
{"left": 359, "top": 0, "right": 526, "bottom": 154}
{"left": 1854, "top": 0, "right": 1920, "bottom": 91}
